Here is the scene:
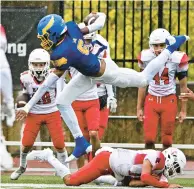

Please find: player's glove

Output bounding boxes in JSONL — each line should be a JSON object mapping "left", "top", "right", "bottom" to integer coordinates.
{"left": 1, "top": 103, "right": 15, "bottom": 127}
{"left": 107, "top": 96, "right": 117, "bottom": 113}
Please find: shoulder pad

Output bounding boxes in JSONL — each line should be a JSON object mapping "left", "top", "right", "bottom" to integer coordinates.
{"left": 95, "top": 34, "right": 108, "bottom": 46}
{"left": 170, "top": 51, "right": 189, "bottom": 64}
{"left": 139, "top": 49, "right": 155, "bottom": 62}
{"left": 20, "top": 70, "right": 29, "bottom": 76}
{"left": 20, "top": 70, "right": 31, "bottom": 82}
{"left": 49, "top": 69, "right": 54, "bottom": 73}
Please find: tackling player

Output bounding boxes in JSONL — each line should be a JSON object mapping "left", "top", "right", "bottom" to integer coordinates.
{"left": 16, "top": 13, "right": 189, "bottom": 160}
{"left": 27, "top": 146, "right": 186, "bottom": 188}
{"left": 10, "top": 48, "right": 68, "bottom": 180}
{"left": 137, "top": 28, "right": 188, "bottom": 150}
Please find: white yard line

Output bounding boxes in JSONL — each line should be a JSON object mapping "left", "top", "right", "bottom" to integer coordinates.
{"left": 1, "top": 184, "right": 194, "bottom": 189}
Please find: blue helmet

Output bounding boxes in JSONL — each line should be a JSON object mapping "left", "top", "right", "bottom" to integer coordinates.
{"left": 37, "top": 14, "right": 67, "bottom": 50}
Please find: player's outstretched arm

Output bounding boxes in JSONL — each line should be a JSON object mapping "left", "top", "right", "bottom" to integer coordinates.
{"left": 105, "top": 84, "right": 117, "bottom": 113}
{"left": 80, "top": 12, "right": 106, "bottom": 35}
{"left": 141, "top": 160, "right": 169, "bottom": 188}
{"left": 16, "top": 69, "right": 65, "bottom": 121}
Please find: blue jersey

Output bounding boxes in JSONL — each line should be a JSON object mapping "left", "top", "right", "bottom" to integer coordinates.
{"left": 50, "top": 21, "right": 100, "bottom": 76}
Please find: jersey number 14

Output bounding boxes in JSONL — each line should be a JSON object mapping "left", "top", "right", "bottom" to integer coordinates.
{"left": 153, "top": 67, "right": 169, "bottom": 85}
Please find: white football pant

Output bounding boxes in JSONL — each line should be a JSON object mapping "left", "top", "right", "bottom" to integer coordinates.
{"left": 56, "top": 49, "right": 170, "bottom": 106}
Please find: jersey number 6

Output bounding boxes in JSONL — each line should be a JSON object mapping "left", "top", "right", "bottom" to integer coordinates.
{"left": 77, "top": 39, "right": 89, "bottom": 55}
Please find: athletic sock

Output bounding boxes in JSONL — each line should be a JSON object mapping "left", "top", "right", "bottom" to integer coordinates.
{"left": 20, "top": 152, "right": 28, "bottom": 168}
{"left": 48, "top": 155, "right": 70, "bottom": 179}
{"left": 57, "top": 150, "right": 69, "bottom": 168}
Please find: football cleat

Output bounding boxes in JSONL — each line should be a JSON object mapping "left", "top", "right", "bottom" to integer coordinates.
{"left": 10, "top": 166, "right": 26, "bottom": 180}
{"left": 65, "top": 136, "right": 92, "bottom": 163}
{"left": 26, "top": 148, "right": 53, "bottom": 162}
{"left": 166, "top": 35, "right": 189, "bottom": 53}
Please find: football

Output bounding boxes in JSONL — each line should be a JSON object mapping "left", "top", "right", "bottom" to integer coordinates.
{"left": 16, "top": 93, "right": 30, "bottom": 108}
{"left": 83, "top": 12, "right": 99, "bottom": 26}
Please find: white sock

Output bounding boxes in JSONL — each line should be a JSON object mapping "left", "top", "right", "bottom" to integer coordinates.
{"left": 20, "top": 152, "right": 28, "bottom": 168}
{"left": 57, "top": 150, "right": 69, "bottom": 168}
{"left": 57, "top": 104, "right": 83, "bottom": 139}
{"left": 48, "top": 155, "right": 70, "bottom": 179}
{"left": 142, "top": 49, "right": 171, "bottom": 82}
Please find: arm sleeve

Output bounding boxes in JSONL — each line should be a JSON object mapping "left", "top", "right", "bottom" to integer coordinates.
{"left": 141, "top": 173, "right": 169, "bottom": 188}
{"left": 56, "top": 73, "right": 66, "bottom": 99}
{"left": 27, "top": 72, "right": 59, "bottom": 110}
{"left": 87, "top": 12, "right": 106, "bottom": 33}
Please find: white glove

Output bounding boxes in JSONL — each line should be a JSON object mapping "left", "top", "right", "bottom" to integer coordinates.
{"left": 107, "top": 96, "right": 117, "bottom": 113}
{"left": 1, "top": 103, "right": 15, "bottom": 127}
{"left": 95, "top": 146, "right": 115, "bottom": 156}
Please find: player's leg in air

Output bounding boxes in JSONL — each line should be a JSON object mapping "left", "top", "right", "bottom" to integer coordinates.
{"left": 56, "top": 73, "right": 94, "bottom": 162}
{"left": 56, "top": 35, "right": 189, "bottom": 107}
{"left": 27, "top": 148, "right": 112, "bottom": 186}
{"left": 72, "top": 98, "right": 101, "bottom": 166}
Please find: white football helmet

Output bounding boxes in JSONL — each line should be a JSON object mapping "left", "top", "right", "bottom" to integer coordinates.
{"left": 149, "top": 28, "right": 170, "bottom": 54}
{"left": 162, "top": 147, "right": 186, "bottom": 179}
{"left": 28, "top": 48, "right": 50, "bottom": 81}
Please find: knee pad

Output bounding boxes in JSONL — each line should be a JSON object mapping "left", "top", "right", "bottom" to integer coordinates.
{"left": 22, "top": 131, "right": 36, "bottom": 147}
{"left": 53, "top": 137, "right": 65, "bottom": 149}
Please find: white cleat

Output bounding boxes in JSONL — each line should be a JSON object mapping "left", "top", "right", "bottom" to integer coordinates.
{"left": 10, "top": 166, "right": 26, "bottom": 180}
{"left": 27, "top": 148, "right": 53, "bottom": 161}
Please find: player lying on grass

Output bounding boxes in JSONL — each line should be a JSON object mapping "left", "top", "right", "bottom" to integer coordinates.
{"left": 27, "top": 147, "right": 186, "bottom": 188}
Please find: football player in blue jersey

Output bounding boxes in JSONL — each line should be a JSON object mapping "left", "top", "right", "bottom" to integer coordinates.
{"left": 16, "top": 13, "right": 189, "bottom": 162}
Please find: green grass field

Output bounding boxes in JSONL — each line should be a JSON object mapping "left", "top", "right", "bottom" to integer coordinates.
{"left": 1, "top": 175, "right": 194, "bottom": 189}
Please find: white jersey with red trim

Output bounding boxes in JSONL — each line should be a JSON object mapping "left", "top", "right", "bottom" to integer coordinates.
{"left": 70, "top": 34, "right": 111, "bottom": 100}
{"left": 97, "top": 83, "right": 107, "bottom": 97}
{"left": 138, "top": 49, "right": 189, "bottom": 96}
{"left": 91, "top": 34, "right": 111, "bottom": 59}
{"left": 92, "top": 34, "right": 111, "bottom": 97}
{"left": 109, "top": 148, "right": 165, "bottom": 181}
{"left": 20, "top": 70, "right": 64, "bottom": 114}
